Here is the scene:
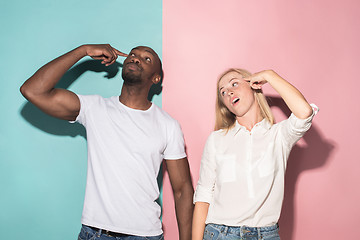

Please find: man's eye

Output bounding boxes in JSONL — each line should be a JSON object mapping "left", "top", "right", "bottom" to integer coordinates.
{"left": 130, "top": 53, "right": 135, "bottom": 57}
{"left": 145, "top": 57, "right": 151, "bottom": 62}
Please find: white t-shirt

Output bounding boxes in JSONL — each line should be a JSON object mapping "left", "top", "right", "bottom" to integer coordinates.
{"left": 194, "top": 105, "right": 318, "bottom": 227}
{"left": 72, "top": 94, "right": 186, "bottom": 236}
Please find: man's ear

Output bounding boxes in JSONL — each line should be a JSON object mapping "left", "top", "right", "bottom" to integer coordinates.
{"left": 152, "top": 74, "right": 161, "bottom": 84}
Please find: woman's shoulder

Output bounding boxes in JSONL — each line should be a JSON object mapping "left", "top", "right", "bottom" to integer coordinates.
{"left": 206, "top": 128, "right": 234, "bottom": 144}
{"left": 211, "top": 128, "right": 228, "bottom": 136}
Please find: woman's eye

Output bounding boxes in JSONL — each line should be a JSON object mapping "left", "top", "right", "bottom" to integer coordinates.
{"left": 221, "top": 91, "right": 226, "bottom": 96}
{"left": 232, "top": 82, "right": 238, "bottom": 87}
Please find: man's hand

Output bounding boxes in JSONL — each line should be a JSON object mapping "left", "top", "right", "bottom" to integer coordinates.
{"left": 84, "top": 44, "right": 128, "bottom": 66}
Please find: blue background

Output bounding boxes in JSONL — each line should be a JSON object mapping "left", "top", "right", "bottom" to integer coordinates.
{"left": 0, "top": 1, "right": 162, "bottom": 239}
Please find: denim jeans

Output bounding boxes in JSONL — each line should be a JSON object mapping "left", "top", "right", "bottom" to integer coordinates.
{"left": 78, "top": 225, "right": 164, "bottom": 240}
{"left": 203, "top": 223, "right": 280, "bottom": 240}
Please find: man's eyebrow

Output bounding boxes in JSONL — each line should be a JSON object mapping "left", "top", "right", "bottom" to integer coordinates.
{"left": 144, "top": 49, "right": 156, "bottom": 58}
{"left": 131, "top": 47, "right": 157, "bottom": 58}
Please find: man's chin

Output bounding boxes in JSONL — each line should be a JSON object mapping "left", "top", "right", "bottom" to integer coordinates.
{"left": 124, "top": 81, "right": 142, "bottom": 86}
{"left": 122, "top": 72, "right": 142, "bottom": 85}
{"left": 123, "top": 77, "right": 142, "bottom": 86}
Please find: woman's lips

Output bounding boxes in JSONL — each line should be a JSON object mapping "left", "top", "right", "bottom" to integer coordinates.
{"left": 231, "top": 97, "right": 240, "bottom": 105}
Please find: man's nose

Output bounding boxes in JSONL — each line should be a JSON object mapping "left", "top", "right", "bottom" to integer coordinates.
{"left": 130, "top": 57, "right": 140, "bottom": 64}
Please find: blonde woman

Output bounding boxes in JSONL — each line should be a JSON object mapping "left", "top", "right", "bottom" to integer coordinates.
{"left": 192, "top": 69, "right": 318, "bottom": 240}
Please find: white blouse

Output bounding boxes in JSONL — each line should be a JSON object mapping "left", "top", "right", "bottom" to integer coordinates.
{"left": 194, "top": 105, "right": 318, "bottom": 227}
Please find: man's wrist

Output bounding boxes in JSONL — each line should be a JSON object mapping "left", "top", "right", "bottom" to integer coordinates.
{"left": 76, "top": 45, "right": 89, "bottom": 58}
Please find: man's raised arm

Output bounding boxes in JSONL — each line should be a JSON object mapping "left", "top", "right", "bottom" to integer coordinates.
{"left": 20, "top": 44, "right": 127, "bottom": 121}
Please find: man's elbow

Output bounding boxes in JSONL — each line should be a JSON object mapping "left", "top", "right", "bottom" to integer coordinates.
{"left": 174, "top": 183, "right": 194, "bottom": 201}
{"left": 20, "top": 83, "right": 31, "bottom": 100}
{"left": 20, "top": 81, "right": 42, "bottom": 102}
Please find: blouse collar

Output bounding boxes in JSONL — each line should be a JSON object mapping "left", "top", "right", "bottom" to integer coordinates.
{"left": 232, "top": 118, "right": 271, "bottom": 135}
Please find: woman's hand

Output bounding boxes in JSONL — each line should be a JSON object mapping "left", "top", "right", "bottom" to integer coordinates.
{"left": 244, "top": 70, "right": 274, "bottom": 90}
{"left": 246, "top": 69, "right": 313, "bottom": 119}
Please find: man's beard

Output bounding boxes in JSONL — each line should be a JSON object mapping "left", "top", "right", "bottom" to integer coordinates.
{"left": 122, "top": 70, "right": 142, "bottom": 86}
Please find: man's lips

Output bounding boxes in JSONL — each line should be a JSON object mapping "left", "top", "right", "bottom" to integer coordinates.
{"left": 126, "top": 62, "right": 141, "bottom": 71}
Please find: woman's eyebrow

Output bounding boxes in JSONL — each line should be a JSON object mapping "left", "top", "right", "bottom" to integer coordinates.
{"left": 219, "top": 78, "right": 237, "bottom": 91}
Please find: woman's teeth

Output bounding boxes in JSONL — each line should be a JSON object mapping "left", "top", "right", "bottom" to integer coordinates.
{"left": 232, "top": 98, "right": 240, "bottom": 104}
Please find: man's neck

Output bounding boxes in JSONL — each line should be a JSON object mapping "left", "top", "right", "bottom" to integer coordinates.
{"left": 119, "top": 84, "right": 151, "bottom": 110}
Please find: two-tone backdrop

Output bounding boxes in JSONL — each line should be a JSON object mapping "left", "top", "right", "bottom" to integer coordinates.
{"left": 1, "top": 1, "right": 359, "bottom": 239}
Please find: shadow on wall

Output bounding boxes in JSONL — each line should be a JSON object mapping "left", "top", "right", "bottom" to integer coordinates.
{"left": 267, "top": 96, "right": 336, "bottom": 240}
{"left": 20, "top": 59, "right": 163, "bottom": 137}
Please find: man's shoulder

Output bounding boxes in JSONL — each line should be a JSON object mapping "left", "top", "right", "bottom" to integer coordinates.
{"left": 78, "top": 94, "right": 116, "bottom": 104}
{"left": 76, "top": 95, "right": 119, "bottom": 116}
{"left": 152, "top": 104, "right": 180, "bottom": 125}
{"left": 78, "top": 94, "right": 115, "bottom": 100}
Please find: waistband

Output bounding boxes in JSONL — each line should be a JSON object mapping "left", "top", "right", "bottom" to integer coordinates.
{"left": 82, "top": 225, "right": 131, "bottom": 238}
{"left": 207, "top": 223, "right": 279, "bottom": 236}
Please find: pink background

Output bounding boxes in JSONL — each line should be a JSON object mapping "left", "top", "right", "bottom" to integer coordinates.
{"left": 162, "top": 1, "right": 360, "bottom": 239}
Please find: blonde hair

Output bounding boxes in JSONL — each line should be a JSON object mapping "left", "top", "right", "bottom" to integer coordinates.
{"left": 215, "top": 68, "right": 275, "bottom": 131}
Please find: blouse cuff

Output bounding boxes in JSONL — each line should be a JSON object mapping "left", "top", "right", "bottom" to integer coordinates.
{"left": 193, "top": 187, "right": 213, "bottom": 204}
{"left": 288, "top": 103, "right": 319, "bottom": 130}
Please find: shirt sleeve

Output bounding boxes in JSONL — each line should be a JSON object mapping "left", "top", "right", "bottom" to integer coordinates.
{"left": 163, "top": 120, "right": 187, "bottom": 160}
{"left": 69, "top": 94, "right": 99, "bottom": 126}
{"left": 279, "top": 103, "right": 319, "bottom": 149}
{"left": 193, "top": 132, "right": 217, "bottom": 204}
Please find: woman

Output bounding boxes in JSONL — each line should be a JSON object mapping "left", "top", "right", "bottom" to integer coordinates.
{"left": 192, "top": 69, "right": 318, "bottom": 240}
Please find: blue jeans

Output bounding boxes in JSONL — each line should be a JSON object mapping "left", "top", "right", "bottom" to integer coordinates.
{"left": 78, "top": 225, "right": 164, "bottom": 240}
{"left": 203, "top": 223, "right": 280, "bottom": 240}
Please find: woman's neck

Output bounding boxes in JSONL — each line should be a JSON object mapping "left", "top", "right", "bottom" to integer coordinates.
{"left": 236, "top": 104, "right": 264, "bottom": 131}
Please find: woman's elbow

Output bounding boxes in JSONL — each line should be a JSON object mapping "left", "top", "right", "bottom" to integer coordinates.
{"left": 297, "top": 104, "right": 313, "bottom": 119}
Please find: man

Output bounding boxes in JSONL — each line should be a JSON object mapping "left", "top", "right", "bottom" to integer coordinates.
{"left": 20, "top": 44, "right": 194, "bottom": 240}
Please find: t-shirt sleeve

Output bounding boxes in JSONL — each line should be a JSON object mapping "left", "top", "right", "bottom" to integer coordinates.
{"left": 163, "top": 120, "right": 187, "bottom": 160}
{"left": 193, "top": 132, "right": 216, "bottom": 204}
{"left": 279, "top": 103, "right": 319, "bottom": 148}
{"left": 69, "top": 94, "right": 99, "bottom": 126}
